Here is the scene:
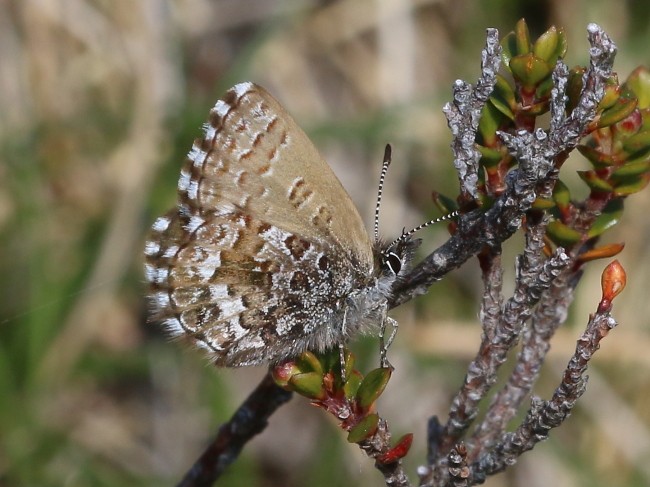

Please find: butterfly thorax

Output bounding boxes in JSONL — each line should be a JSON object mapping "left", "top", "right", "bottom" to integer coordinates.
{"left": 340, "top": 235, "right": 420, "bottom": 336}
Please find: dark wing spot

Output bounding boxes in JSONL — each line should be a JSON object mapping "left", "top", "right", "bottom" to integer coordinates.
{"left": 252, "top": 132, "right": 264, "bottom": 147}
{"left": 236, "top": 171, "right": 249, "bottom": 185}
{"left": 284, "top": 235, "right": 311, "bottom": 260}
{"left": 235, "top": 120, "right": 248, "bottom": 132}
{"left": 289, "top": 271, "right": 309, "bottom": 291}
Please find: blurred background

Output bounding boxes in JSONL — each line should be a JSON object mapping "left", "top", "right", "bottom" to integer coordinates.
{"left": 1, "top": 1, "right": 649, "bottom": 486}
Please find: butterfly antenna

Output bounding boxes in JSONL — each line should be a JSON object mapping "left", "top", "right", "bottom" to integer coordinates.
{"left": 374, "top": 144, "right": 392, "bottom": 243}
{"left": 390, "top": 209, "right": 460, "bottom": 248}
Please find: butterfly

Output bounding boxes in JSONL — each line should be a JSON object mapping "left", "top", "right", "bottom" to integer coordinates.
{"left": 144, "top": 82, "right": 425, "bottom": 367}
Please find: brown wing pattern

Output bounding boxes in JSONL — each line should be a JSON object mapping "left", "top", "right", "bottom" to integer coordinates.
{"left": 145, "top": 83, "right": 376, "bottom": 366}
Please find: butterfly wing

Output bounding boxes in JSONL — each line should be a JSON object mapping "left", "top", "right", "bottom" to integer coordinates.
{"left": 145, "top": 83, "right": 375, "bottom": 366}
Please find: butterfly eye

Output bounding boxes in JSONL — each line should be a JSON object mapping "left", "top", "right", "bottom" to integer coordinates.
{"left": 384, "top": 251, "right": 402, "bottom": 275}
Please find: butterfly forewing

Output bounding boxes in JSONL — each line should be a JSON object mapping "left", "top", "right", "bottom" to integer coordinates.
{"left": 145, "top": 83, "right": 378, "bottom": 366}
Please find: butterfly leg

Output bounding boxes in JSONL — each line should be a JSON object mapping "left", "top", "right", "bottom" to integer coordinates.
{"left": 338, "top": 343, "right": 347, "bottom": 383}
{"left": 339, "top": 308, "right": 349, "bottom": 382}
{"left": 379, "top": 316, "right": 398, "bottom": 369}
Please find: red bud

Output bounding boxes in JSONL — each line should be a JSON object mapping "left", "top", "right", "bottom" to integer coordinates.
{"left": 377, "top": 433, "right": 414, "bottom": 464}
{"left": 598, "top": 260, "right": 627, "bottom": 313}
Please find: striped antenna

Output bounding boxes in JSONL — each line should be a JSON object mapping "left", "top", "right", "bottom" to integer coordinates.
{"left": 374, "top": 144, "right": 393, "bottom": 243}
{"left": 389, "top": 209, "right": 460, "bottom": 248}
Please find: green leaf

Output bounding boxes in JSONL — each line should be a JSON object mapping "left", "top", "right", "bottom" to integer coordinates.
{"left": 347, "top": 413, "right": 379, "bottom": 443}
{"left": 356, "top": 367, "right": 392, "bottom": 409}
{"left": 577, "top": 144, "right": 617, "bottom": 168}
{"left": 567, "top": 67, "right": 586, "bottom": 113}
{"left": 610, "top": 159, "right": 650, "bottom": 182}
{"left": 552, "top": 179, "right": 571, "bottom": 209}
{"left": 509, "top": 54, "right": 553, "bottom": 88}
{"left": 514, "top": 18, "right": 531, "bottom": 55}
{"left": 432, "top": 192, "right": 458, "bottom": 214}
{"left": 613, "top": 174, "right": 650, "bottom": 196}
{"left": 343, "top": 370, "right": 363, "bottom": 400}
{"left": 317, "top": 347, "right": 342, "bottom": 373}
{"left": 547, "top": 221, "right": 582, "bottom": 247}
{"left": 531, "top": 197, "right": 555, "bottom": 210}
{"left": 524, "top": 99, "right": 551, "bottom": 116}
{"left": 296, "top": 351, "right": 323, "bottom": 375}
{"left": 598, "top": 94, "right": 638, "bottom": 128}
{"left": 478, "top": 145, "right": 504, "bottom": 168}
{"left": 343, "top": 349, "right": 355, "bottom": 381}
{"left": 587, "top": 199, "right": 624, "bottom": 238}
{"left": 622, "top": 129, "right": 650, "bottom": 156}
{"left": 501, "top": 31, "right": 517, "bottom": 69}
{"left": 489, "top": 75, "right": 516, "bottom": 120}
{"left": 289, "top": 372, "right": 326, "bottom": 400}
{"left": 479, "top": 101, "right": 506, "bottom": 146}
{"left": 533, "top": 26, "right": 559, "bottom": 62}
{"left": 640, "top": 108, "right": 650, "bottom": 131}
{"left": 553, "top": 28, "right": 568, "bottom": 63}
{"left": 535, "top": 75, "right": 555, "bottom": 100}
{"left": 578, "top": 170, "right": 614, "bottom": 192}
{"left": 598, "top": 77, "right": 621, "bottom": 111}
{"left": 622, "top": 66, "right": 650, "bottom": 109}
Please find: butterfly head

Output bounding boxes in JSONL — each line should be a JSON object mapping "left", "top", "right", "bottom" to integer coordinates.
{"left": 371, "top": 144, "right": 458, "bottom": 288}
{"left": 376, "top": 234, "right": 420, "bottom": 281}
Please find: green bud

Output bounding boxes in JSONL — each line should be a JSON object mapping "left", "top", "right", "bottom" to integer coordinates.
{"left": 515, "top": 18, "right": 531, "bottom": 55}
{"left": 622, "top": 66, "right": 650, "bottom": 109}
{"left": 509, "top": 54, "right": 553, "bottom": 90}
{"left": 289, "top": 372, "right": 326, "bottom": 400}
{"left": 533, "top": 26, "right": 560, "bottom": 62}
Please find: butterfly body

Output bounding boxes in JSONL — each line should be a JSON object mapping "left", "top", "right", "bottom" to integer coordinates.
{"left": 145, "top": 82, "right": 416, "bottom": 366}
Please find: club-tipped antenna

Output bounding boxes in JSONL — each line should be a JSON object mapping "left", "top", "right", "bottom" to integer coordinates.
{"left": 389, "top": 209, "right": 460, "bottom": 248}
{"left": 374, "top": 144, "right": 393, "bottom": 243}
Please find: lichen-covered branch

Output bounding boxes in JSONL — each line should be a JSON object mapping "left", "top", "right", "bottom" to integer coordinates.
{"left": 415, "top": 24, "right": 622, "bottom": 487}
{"left": 443, "top": 28, "right": 501, "bottom": 201}
{"left": 391, "top": 25, "right": 616, "bottom": 308}
{"left": 359, "top": 419, "right": 412, "bottom": 487}
{"left": 468, "top": 311, "right": 619, "bottom": 483}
